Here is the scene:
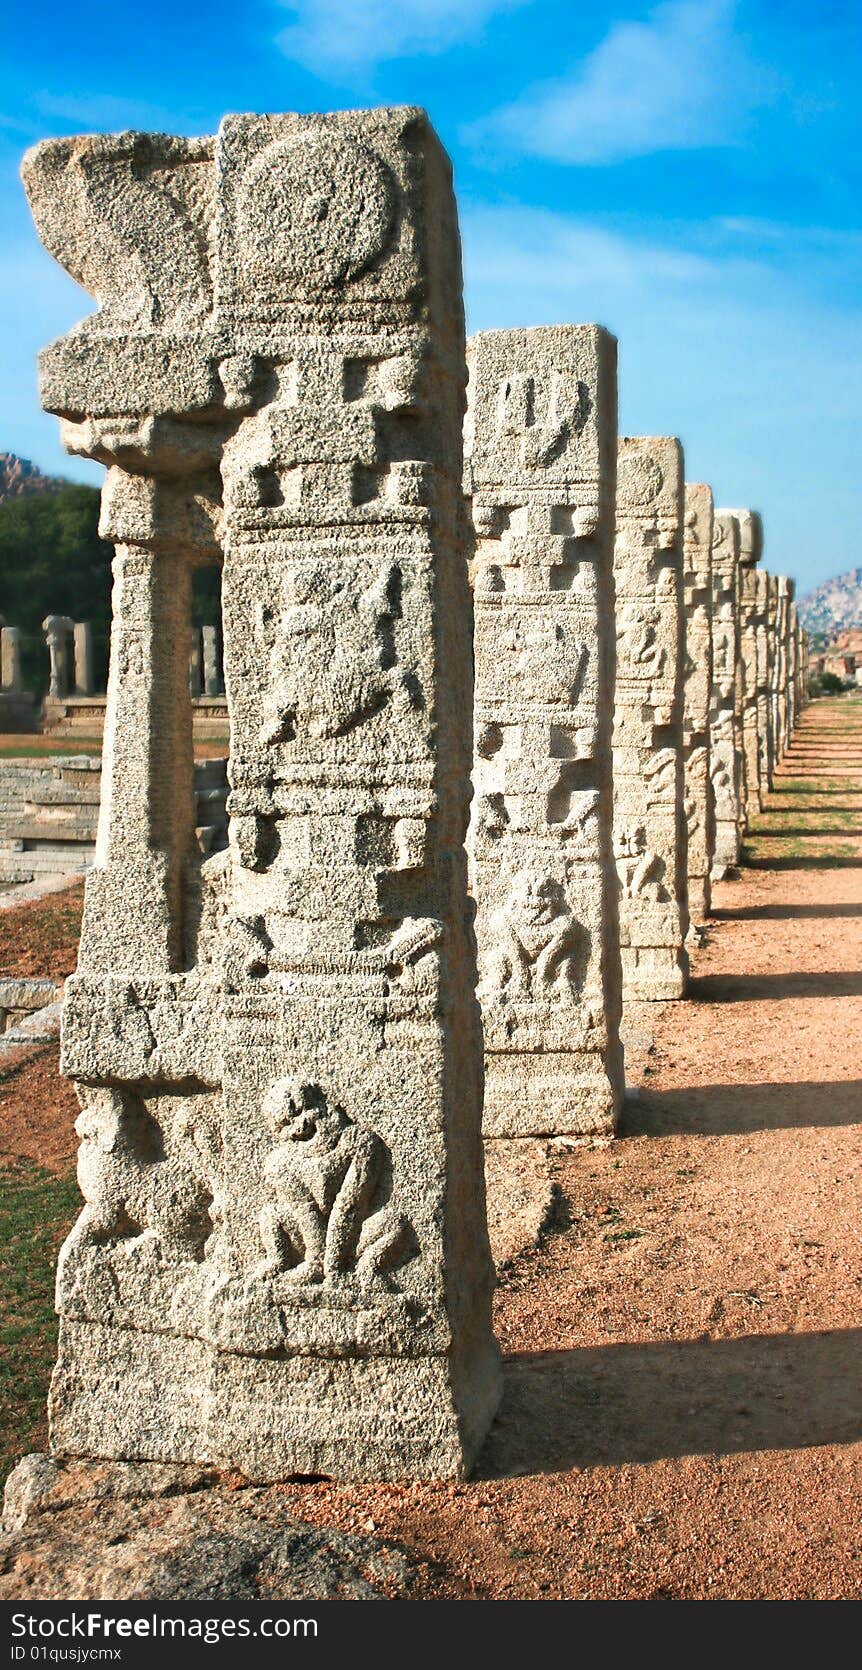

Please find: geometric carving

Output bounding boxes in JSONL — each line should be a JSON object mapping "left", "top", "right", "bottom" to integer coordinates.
{"left": 613, "top": 436, "right": 689, "bottom": 1000}
{"left": 25, "top": 107, "right": 500, "bottom": 1482}
{"left": 466, "top": 324, "right": 623, "bottom": 1137}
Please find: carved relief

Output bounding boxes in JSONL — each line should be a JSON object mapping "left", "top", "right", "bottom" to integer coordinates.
{"left": 261, "top": 561, "right": 414, "bottom": 744}
{"left": 257, "top": 1080, "right": 411, "bottom": 1287}
{"left": 479, "top": 872, "right": 585, "bottom": 1004}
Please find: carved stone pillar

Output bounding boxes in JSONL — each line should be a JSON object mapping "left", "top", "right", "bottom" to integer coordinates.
{"left": 24, "top": 108, "right": 499, "bottom": 1482}
{"left": 465, "top": 324, "right": 623, "bottom": 1137}
{"left": 732, "top": 510, "right": 764, "bottom": 821}
{"left": 710, "top": 511, "right": 743, "bottom": 874}
{"left": 613, "top": 437, "right": 689, "bottom": 1000}
{"left": 681, "top": 483, "right": 714, "bottom": 926}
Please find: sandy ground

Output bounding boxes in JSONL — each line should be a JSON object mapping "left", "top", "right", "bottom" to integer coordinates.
{"left": 1, "top": 698, "right": 860, "bottom": 1598}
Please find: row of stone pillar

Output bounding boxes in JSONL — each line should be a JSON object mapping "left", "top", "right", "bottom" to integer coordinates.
{"left": 467, "top": 331, "right": 809, "bottom": 1143}
{"left": 22, "top": 109, "right": 808, "bottom": 1481}
{"left": 0, "top": 616, "right": 226, "bottom": 703}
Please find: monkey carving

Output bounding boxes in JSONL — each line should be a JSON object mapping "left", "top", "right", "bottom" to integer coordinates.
{"left": 481, "top": 872, "right": 582, "bottom": 1003}
{"left": 257, "top": 1080, "right": 409, "bottom": 1287}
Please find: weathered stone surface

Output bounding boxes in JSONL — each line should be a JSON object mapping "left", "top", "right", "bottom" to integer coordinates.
{"left": 613, "top": 437, "right": 689, "bottom": 1000}
{"left": 1, "top": 1456, "right": 434, "bottom": 1600}
{"left": 465, "top": 325, "right": 623, "bottom": 1136}
{"left": 709, "top": 511, "right": 743, "bottom": 875}
{"left": 681, "top": 483, "right": 714, "bottom": 925}
{"left": 23, "top": 107, "right": 500, "bottom": 1482}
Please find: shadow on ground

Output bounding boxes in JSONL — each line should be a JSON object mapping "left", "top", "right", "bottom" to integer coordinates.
{"left": 483, "top": 1328, "right": 862, "bottom": 1475}
{"left": 688, "top": 970, "right": 862, "bottom": 1001}
{"left": 711, "top": 903, "right": 862, "bottom": 921}
{"left": 622, "top": 1078, "right": 862, "bottom": 1136}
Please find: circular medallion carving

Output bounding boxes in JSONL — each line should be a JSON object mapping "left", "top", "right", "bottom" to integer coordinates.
{"left": 239, "top": 134, "right": 396, "bottom": 288}
{"left": 618, "top": 451, "right": 664, "bottom": 504}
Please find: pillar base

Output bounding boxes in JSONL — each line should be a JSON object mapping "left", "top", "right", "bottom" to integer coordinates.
{"left": 49, "top": 1319, "right": 503, "bottom": 1483}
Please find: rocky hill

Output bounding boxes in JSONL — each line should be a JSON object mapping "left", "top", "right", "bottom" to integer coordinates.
{"left": 0, "top": 452, "right": 68, "bottom": 504}
{"left": 798, "top": 568, "right": 862, "bottom": 641}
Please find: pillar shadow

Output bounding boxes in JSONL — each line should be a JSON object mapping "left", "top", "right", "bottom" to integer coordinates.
{"left": 752, "top": 825, "right": 862, "bottom": 837}
{"left": 743, "top": 853, "right": 862, "bottom": 871}
{"left": 689, "top": 970, "right": 862, "bottom": 1000}
{"left": 711, "top": 902, "right": 862, "bottom": 921}
{"left": 482, "top": 1329, "right": 862, "bottom": 1475}
{"left": 622, "top": 1078, "right": 862, "bottom": 1136}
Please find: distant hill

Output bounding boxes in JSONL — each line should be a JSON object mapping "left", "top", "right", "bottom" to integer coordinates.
{"left": 798, "top": 568, "right": 862, "bottom": 643}
{"left": 0, "top": 452, "right": 68, "bottom": 504}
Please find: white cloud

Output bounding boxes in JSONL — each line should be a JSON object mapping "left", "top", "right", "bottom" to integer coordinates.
{"left": 461, "top": 201, "right": 862, "bottom": 594}
{"left": 276, "top": 0, "right": 525, "bottom": 76}
{"left": 473, "top": 0, "right": 777, "bottom": 164}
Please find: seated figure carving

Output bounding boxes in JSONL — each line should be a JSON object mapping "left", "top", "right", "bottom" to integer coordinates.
{"left": 481, "top": 872, "right": 582, "bottom": 1002}
{"left": 257, "top": 1079, "right": 410, "bottom": 1288}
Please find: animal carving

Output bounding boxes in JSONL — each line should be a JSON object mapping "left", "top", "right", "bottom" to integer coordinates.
{"left": 481, "top": 872, "right": 583, "bottom": 1002}
{"left": 59, "top": 1089, "right": 219, "bottom": 1285}
{"left": 614, "top": 825, "right": 666, "bottom": 901}
{"left": 257, "top": 1080, "right": 410, "bottom": 1287}
{"left": 262, "top": 562, "right": 414, "bottom": 743}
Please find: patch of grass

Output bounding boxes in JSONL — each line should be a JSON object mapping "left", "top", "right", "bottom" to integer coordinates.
{"left": 0, "top": 1158, "right": 80, "bottom": 1484}
{"left": 604, "top": 1228, "right": 645, "bottom": 1243}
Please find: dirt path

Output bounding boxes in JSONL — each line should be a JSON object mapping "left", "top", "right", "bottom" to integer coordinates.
{"left": 274, "top": 695, "right": 862, "bottom": 1598}
{"left": 2, "top": 698, "right": 860, "bottom": 1597}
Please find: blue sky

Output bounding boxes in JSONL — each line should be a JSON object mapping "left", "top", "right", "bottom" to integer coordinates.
{"left": 1, "top": 0, "right": 860, "bottom": 595}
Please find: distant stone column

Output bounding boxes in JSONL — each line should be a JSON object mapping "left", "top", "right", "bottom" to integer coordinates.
{"left": 1, "top": 626, "right": 22, "bottom": 692}
{"left": 201, "top": 623, "right": 221, "bottom": 697}
{"left": 42, "top": 614, "right": 74, "bottom": 699}
{"left": 733, "top": 510, "right": 764, "bottom": 820}
{"left": 466, "top": 324, "right": 623, "bottom": 1137}
{"left": 788, "top": 597, "right": 801, "bottom": 734}
{"left": 766, "top": 572, "right": 781, "bottom": 770}
{"left": 614, "top": 437, "right": 689, "bottom": 1000}
{"left": 709, "top": 512, "right": 743, "bottom": 874}
{"left": 681, "top": 483, "right": 714, "bottom": 926}
{"left": 73, "top": 620, "right": 95, "bottom": 695}
{"left": 188, "top": 626, "right": 203, "bottom": 698}
{"left": 755, "top": 569, "right": 771, "bottom": 795}
{"left": 26, "top": 107, "right": 500, "bottom": 1482}
{"left": 776, "top": 577, "right": 793, "bottom": 754}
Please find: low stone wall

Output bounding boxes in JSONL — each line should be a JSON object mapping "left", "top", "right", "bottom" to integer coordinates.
{"left": 0, "top": 976, "right": 63, "bottom": 1033}
{"left": 0, "top": 755, "right": 228, "bottom": 887}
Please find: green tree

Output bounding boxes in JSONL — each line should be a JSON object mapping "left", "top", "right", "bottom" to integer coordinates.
{"left": 0, "top": 485, "right": 112, "bottom": 695}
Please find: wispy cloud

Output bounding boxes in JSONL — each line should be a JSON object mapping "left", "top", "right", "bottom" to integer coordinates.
{"left": 472, "top": 0, "right": 778, "bottom": 164}
{"left": 34, "top": 92, "right": 188, "bottom": 133}
{"left": 275, "top": 0, "right": 526, "bottom": 77}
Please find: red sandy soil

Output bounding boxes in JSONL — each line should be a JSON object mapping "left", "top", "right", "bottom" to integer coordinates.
{"left": 2, "top": 699, "right": 861, "bottom": 1599}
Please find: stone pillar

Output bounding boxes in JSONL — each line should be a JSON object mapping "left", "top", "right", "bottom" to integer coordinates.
{"left": 732, "top": 510, "right": 763, "bottom": 821}
{"left": 73, "top": 620, "right": 94, "bottom": 695}
{"left": 1, "top": 626, "right": 22, "bottom": 692}
{"left": 613, "top": 437, "right": 689, "bottom": 1000}
{"left": 681, "top": 483, "right": 714, "bottom": 927}
{"left": 188, "top": 627, "right": 203, "bottom": 698}
{"left": 465, "top": 324, "right": 623, "bottom": 1138}
{"left": 25, "top": 108, "right": 500, "bottom": 1482}
{"left": 766, "top": 572, "right": 781, "bottom": 771}
{"left": 201, "top": 623, "right": 221, "bottom": 697}
{"left": 43, "top": 614, "right": 74, "bottom": 698}
{"left": 788, "top": 599, "right": 800, "bottom": 736}
{"left": 709, "top": 511, "right": 743, "bottom": 874}
{"left": 776, "top": 576, "right": 792, "bottom": 756}
{"left": 755, "top": 568, "right": 771, "bottom": 796}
